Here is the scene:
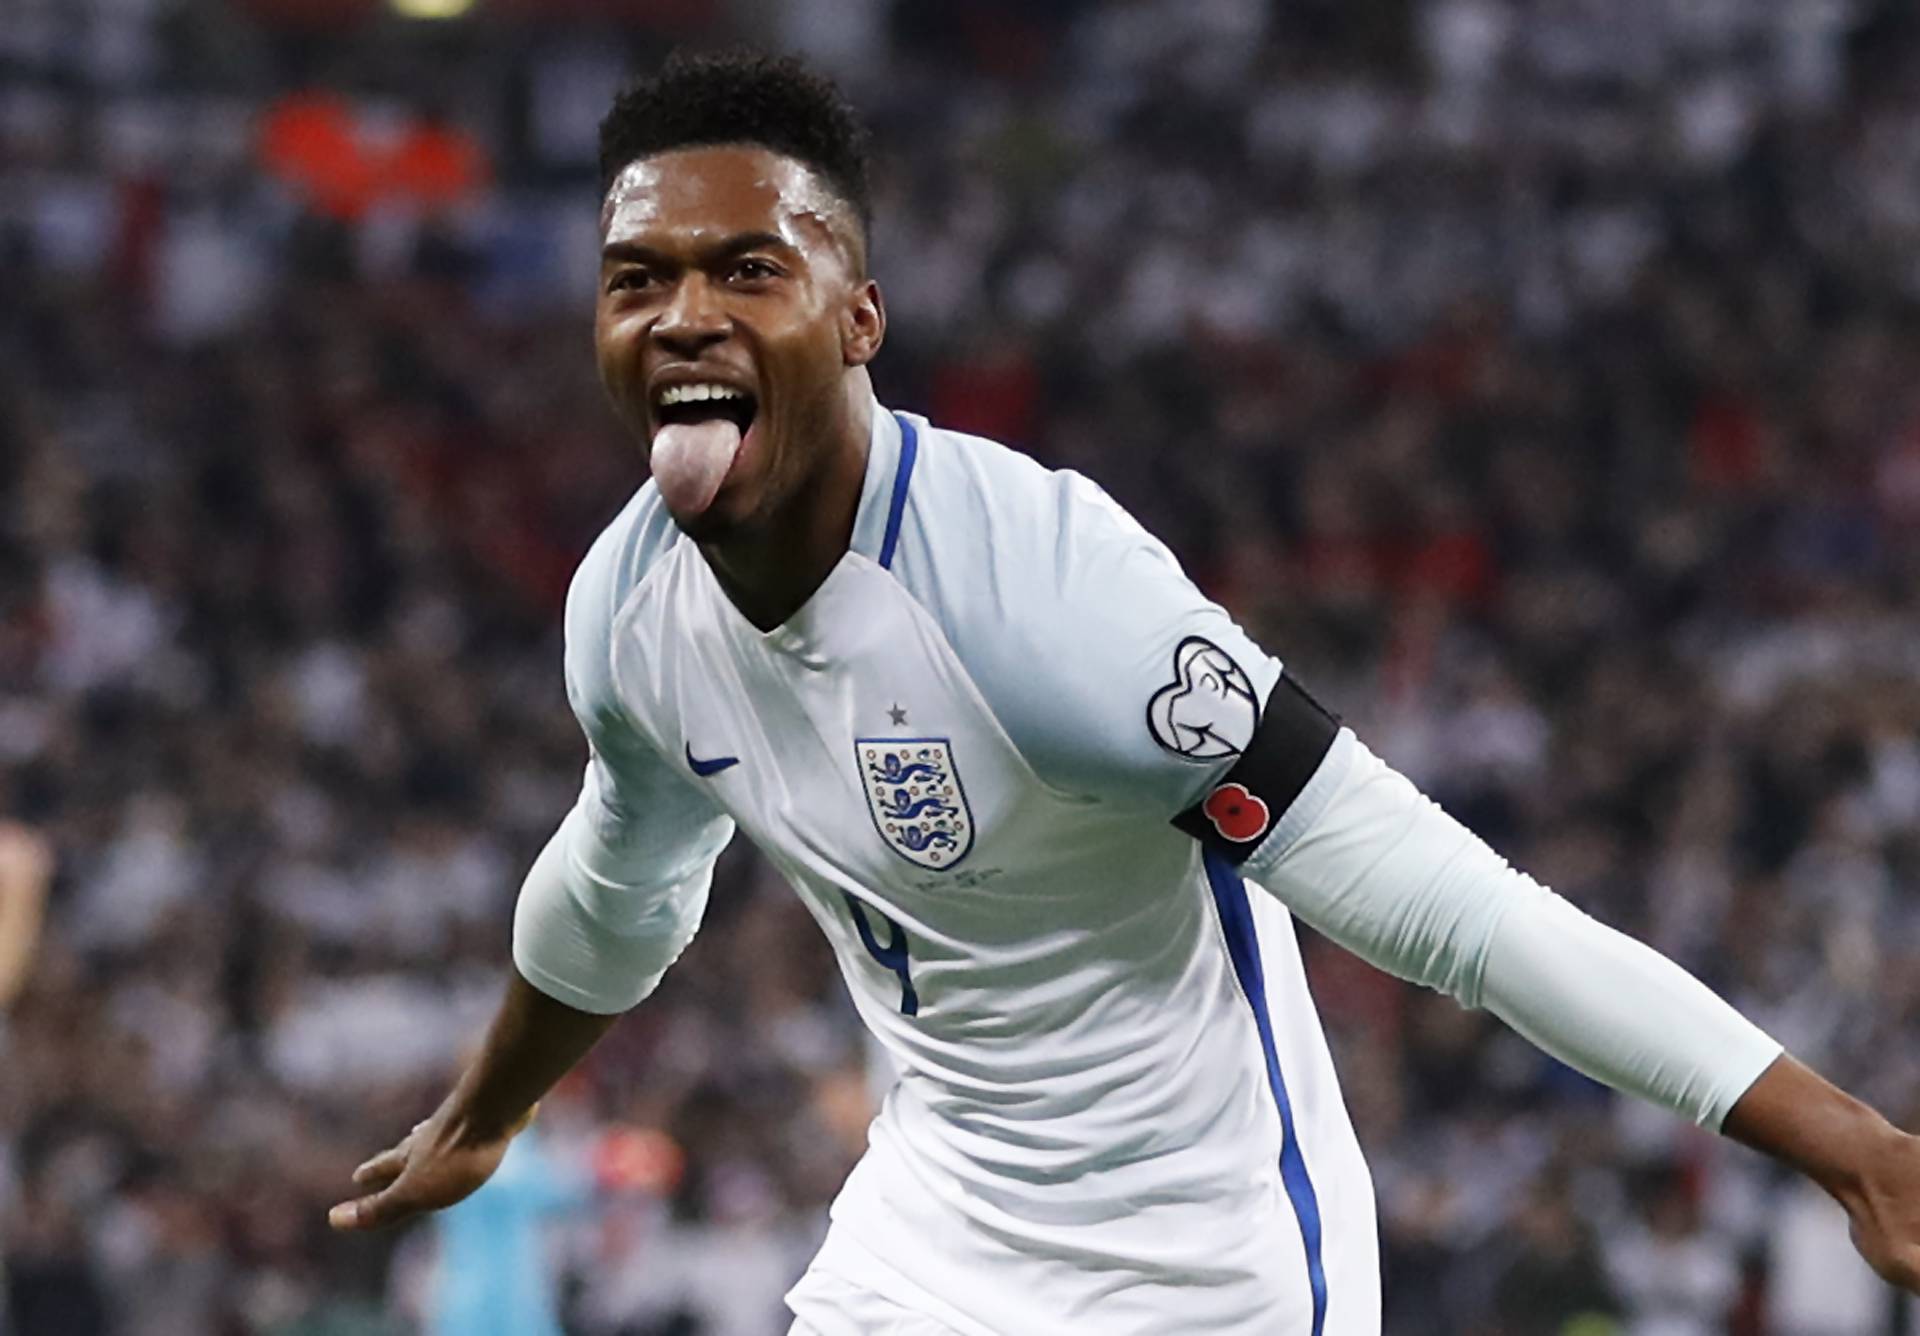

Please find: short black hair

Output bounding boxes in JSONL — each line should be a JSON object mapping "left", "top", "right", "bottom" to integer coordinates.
{"left": 598, "top": 48, "right": 874, "bottom": 243}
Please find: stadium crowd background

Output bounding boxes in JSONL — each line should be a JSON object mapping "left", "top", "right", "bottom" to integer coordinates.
{"left": 5, "top": 0, "right": 1920, "bottom": 1332}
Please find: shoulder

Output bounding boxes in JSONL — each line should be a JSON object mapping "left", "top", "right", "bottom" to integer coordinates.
{"left": 564, "top": 482, "right": 683, "bottom": 736}
{"left": 887, "top": 417, "right": 1155, "bottom": 611}
{"left": 885, "top": 418, "right": 1280, "bottom": 813}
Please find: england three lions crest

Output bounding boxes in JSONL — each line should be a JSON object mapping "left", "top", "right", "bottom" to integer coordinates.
{"left": 856, "top": 738, "right": 975, "bottom": 871}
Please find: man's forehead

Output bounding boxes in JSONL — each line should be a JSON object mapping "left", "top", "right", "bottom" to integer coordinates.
{"left": 600, "top": 145, "right": 852, "bottom": 249}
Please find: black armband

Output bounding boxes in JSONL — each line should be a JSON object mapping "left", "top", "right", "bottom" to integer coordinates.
{"left": 1172, "top": 673, "right": 1340, "bottom": 864}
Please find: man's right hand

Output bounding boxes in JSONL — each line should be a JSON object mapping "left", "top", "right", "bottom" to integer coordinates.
{"left": 326, "top": 973, "right": 620, "bottom": 1232}
{"left": 328, "top": 1103, "right": 535, "bottom": 1232}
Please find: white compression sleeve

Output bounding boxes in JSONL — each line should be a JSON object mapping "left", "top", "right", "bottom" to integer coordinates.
{"left": 511, "top": 800, "right": 727, "bottom": 1015}
{"left": 1243, "top": 730, "right": 1782, "bottom": 1129}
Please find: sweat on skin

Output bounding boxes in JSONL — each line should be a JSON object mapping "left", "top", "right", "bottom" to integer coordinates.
{"left": 596, "top": 148, "right": 879, "bottom": 537}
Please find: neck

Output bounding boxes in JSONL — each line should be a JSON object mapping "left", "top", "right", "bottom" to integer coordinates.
{"left": 702, "top": 376, "right": 873, "bottom": 631}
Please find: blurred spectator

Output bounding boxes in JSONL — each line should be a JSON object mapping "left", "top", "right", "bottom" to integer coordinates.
{"left": 423, "top": 1128, "right": 586, "bottom": 1336}
{"left": 3, "top": 1, "right": 1920, "bottom": 1333}
{"left": 1762, "top": 1178, "right": 1895, "bottom": 1336}
{"left": 1605, "top": 1167, "right": 1741, "bottom": 1336}
{"left": 0, "top": 824, "right": 52, "bottom": 1010}
{"left": 1489, "top": 1176, "right": 1622, "bottom": 1335}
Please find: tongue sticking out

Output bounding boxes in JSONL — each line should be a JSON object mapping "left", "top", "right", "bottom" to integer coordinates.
{"left": 650, "top": 420, "right": 743, "bottom": 516}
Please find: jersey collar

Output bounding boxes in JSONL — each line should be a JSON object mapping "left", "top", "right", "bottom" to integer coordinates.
{"left": 846, "top": 398, "right": 909, "bottom": 568}
{"left": 698, "top": 397, "right": 916, "bottom": 656}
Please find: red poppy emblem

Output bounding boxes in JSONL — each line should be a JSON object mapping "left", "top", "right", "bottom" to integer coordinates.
{"left": 1203, "top": 783, "right": 1271, "bottom": 843}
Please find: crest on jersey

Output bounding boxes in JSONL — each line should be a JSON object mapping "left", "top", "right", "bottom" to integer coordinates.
{"left": 1147, "top": 636, "right": 1260, "bottom": 761}
{"left": 856, "top": 737, "right": 974, "bottom": 871}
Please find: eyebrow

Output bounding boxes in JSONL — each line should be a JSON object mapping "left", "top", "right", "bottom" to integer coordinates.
{"left": 600, "top": 232, "right": 794, "bottom": 265}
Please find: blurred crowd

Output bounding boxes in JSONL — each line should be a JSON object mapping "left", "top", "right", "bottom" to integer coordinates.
{"left": 5, "top": 0, "right": 1920, "bottom": 1333}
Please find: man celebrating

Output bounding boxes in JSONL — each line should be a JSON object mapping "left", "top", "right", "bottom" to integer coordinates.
{"left": 331, "top": 50, "right": 1920, "bottom": 1334}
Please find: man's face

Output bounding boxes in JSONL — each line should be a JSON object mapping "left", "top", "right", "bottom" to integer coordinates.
{"left": 594, "top": 145, "right": 882, "bottom": 538}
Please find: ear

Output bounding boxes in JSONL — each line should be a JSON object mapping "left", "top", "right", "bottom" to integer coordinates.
{"left": 841, "top": 279, "right": 886, "bottom": 368}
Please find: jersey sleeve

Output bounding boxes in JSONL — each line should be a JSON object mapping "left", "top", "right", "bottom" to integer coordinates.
{"left": 511, "top": 511, "right": 735, "bottom": 1014}
{"left": 1239, "top": 732, "right": 1783, "bottom": 1129}
{"left": 987, "top": 470, "right": 1331, "bottom": 830}
{"left": 559, "top": 549, "right": 732, "bottom": 889}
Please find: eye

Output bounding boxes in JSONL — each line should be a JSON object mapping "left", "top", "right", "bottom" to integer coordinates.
{"left": 606, "top": 268, "right": 655, "bottom": 294}
{"left": 728, "top": 257, "right": 782, "bottom": 283}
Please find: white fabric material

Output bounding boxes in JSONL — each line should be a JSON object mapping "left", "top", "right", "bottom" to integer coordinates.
{"left": 879, "top": 435, "right": 1280, "bottom": 811}
{"left": 786, "top": 1245, "right": 972, "bottom": 1336}
{"left": 511, "top": 392, "right": 1782, "bottom": 1334}
{"left": 510, "top": 487, "right": 735, "bottom": 1015}
{"left": 556, "top": 402, "right": 1374, "bottom": 1334}
{"left": 1247, "top": 731, "right": 1782, "bottom": 1129}
{"left": 1477, "top": 881, "right": 1783, "bottom": 1130}
{"left": 511, "top": 797, "right": 722, "bottom": 1015}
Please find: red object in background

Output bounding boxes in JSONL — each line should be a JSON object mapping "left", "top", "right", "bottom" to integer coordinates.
{"left": 929, "top": 346, "right": 1041, "bottom": 449}
{"left": 110, "top": 176, "right": 165, "bottom": 307}
{"left": 1303, "top": 935, "right": 1406, "bottom": 1039}
{"left": 1688, "top": 389, "right": 1768, "bottom": 491}
{"left": 258, "top": 91, "right": 489, "bottom": 221}
{"left": 593, "top": 1126, "right": 685, "bottom": 1196}
{"left": 1399, "top": 526, "right": 1494, "bottom": 605}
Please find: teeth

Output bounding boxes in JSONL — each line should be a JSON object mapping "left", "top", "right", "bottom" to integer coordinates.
{"left": 658, "top": 383, "right": 746, "bottom": 407}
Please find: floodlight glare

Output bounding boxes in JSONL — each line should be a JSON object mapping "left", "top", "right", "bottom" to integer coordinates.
{"left": 390, "top": 0, "right": 475, "bottom": 18}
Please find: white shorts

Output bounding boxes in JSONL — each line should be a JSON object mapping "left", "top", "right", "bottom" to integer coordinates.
{"left": 785, "top": 1267, "right": 966, "bottom": 1336}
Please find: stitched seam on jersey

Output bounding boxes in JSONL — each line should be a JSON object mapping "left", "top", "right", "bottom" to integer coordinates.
{"left": 878, "top": 412, "right": 919, "bottom": 570}
{"left": 1201, "top": 851, "right": 1330, "bottom": 1336}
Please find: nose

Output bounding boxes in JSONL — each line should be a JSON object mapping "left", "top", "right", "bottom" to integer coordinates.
{"left": 651, "top": 274, "right": 730, "bottom": 358}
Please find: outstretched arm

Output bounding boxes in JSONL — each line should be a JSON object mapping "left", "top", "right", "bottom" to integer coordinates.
{"left": 330, "top": 510, "right": 736, "bottom": 1231}
{"left": 1722, "top": 1057, "right": 1920, "bottom": 1289}
{"left": 329, "top": 970, "right": 616, "bottom": 1231}
{"left": 330, "top": 792, "right": 729, "bottom": 1231}
{"left": 1239, "top": 728, "right": 1920, "bottom": 1292}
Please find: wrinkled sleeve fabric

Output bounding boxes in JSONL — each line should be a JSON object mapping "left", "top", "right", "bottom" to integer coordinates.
{"left": 511, "top": 508, "right": 734, "bottom": 1015}
{"left": 1241, "top": 731, "right": 1782, "bottom": 1129}
{"left": 928, "top": 464, "right": 1282, "bottom": 816}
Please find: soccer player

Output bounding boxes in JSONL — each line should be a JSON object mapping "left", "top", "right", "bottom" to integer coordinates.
{"left": 330, "top": 50, "right": 1920, "bottom": 1334}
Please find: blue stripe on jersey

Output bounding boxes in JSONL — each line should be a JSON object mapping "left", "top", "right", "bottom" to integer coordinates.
{"left": 1204, "top": 850, "right": 1329, "bottom": 1336}
{"left": 879, "top": 413, "right": 919, "bottom": 571}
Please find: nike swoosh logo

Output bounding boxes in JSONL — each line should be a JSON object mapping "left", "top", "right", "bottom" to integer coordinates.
{"left": 685, "top": 743, "right": 740, "bottom": 777}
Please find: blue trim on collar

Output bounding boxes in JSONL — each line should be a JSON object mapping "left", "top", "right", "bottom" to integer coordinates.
{"left": 878, "top": 412, "right": 919, "bottom": 571}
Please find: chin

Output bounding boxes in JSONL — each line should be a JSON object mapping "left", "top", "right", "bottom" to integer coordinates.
{"left": 665, "top": 489, "right": 758, "bottom": 543}
{"left": 664, "top": 503, "right": 731, "bottom": 542}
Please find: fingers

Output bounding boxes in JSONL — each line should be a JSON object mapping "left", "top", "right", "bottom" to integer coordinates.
{"left": 350, "top": 1119, "right": 427, "bottom": 1187}
{"left": 329, "top": 1191, "right": 387, "bottom": 1231}
{"left": 329, "top": 1181, "right": 417, "bottom": 1233}
{"left": 351, "top": 1144, "right": 407, "bottom": 1189}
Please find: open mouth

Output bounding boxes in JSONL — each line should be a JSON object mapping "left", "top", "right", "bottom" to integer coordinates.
{"left": 653, "top": 383, "right": 758, "bottom": 436}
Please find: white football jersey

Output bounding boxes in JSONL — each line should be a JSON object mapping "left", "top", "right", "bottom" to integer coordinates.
{"left": 557, "top": 402, "right": 1380, "bottom": 1335}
